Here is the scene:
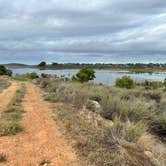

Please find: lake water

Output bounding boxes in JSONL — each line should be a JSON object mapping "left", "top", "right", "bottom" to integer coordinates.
{"left": 11, "top": 68, "right": 166, "bottom": 85}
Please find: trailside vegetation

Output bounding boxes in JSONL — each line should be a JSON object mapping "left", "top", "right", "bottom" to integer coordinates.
{"left": 0, "top": 85, "right": 26, "bottom": 136}
{"left": 35, "top": 75, "right": 166, "bottom": 166}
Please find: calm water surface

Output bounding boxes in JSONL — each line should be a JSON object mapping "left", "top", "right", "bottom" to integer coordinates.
{"left": 11, "top": 68, "right": 166, "bottom": 85}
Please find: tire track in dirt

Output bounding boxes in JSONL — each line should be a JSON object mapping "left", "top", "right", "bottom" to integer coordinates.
{"left": 0, "top": 83, "right": 79, "bottom": 166}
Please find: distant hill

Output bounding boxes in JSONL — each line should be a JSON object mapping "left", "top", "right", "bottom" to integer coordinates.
{"left": 3, "top": 63, "right": 32, "bottom": 68}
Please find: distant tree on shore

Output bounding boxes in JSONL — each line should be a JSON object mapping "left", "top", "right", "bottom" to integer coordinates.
{"left": 38, "top": 61, "right": 46, "bottom": 67}
{"left": 72, "top": 67, "right": 95, "bottom": 83}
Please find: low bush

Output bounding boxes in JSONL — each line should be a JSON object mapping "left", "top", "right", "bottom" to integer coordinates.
{"left": 115, "top": 76, "right": 134, "bottom": 89}
{"left": 72, "top": 67, "right": 95, "bottom": 83}
{"left": 0, "top": 122, "right": 23, "bottom": 136}
{"left": 142, "top": 80, "right": 163, "bottom": 90}
{"left": 44, "top": 94, "right": 59, "bottom": 103}
{"left": 0, "top": 65, "right": 12, "bottom": 76}
{"left": 125, "top": 122, "right": 147, "bottom": 142}
{"left": 150, "top": 113, "right": 166, "bottom": 140}
{"left": 13, "top": 72, "right": 39, "bottom": 81}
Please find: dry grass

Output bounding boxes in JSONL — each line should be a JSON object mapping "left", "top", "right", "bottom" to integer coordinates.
{"left": 0, "top": 78, "right": 11, "bottom": 93}
{"left": 53, "top": 104, "right": 165, "bottom": 166}
{"left": 0, "top": 85, "right": 26, "bottom": 136}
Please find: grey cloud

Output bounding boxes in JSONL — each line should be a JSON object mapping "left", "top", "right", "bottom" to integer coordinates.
{"left": 0, "top": 0, "right": 166, "bottom": 63}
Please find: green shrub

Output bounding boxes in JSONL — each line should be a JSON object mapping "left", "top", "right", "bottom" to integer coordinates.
{"left": 44, "top": 94, "right": 59, "bottom": 103}
{"left": 150, "top": 113, "right": 166, "bottom": 139}
{"left": 0, "top": 65, "right": 12, "bottom": 76}
{"left": 41, "top": 73, "right": 51, "bottom": 78}
{"left": 115, "top": 76, "right": 134, "bottom": 89}
{"left": 143, "top": 80, "right": 163, "bottom": 90}
{"left": 13, "top": 72, "right": 39, "bottom": 81}
{"left": 126, "top": 122, "right": 147, "bottom": 142}
{"left": 28, "top": 72, "right": 39, "bottom": 79}
{"left": 38, "top": 61, "right": 46, "bottom": 67}
{"left": 143, "top": 91, "right": 162, "bottom": 102}
{"left": 0, "top": 122, "right": 23, "bottom": 136}
{"left": 72, "top": 67, "right": 95, "bottom": 83}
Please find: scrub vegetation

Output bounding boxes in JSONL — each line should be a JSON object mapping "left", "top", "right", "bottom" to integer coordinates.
{"left": 35, "top": 72, "right": 166, "bottom": 166}
{"left": 0, "top": 65, "right": 12, "bottom": 76}
{"left": 1, "top": 68, "right": 166, "bottom": 165}
{"left": 13, "top": 72, "right": 39, "bottom": 81}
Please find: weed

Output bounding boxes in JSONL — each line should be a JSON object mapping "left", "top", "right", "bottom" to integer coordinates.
{"left": 44, "top": 94, "right": 59, "bottom": 103}
{"left": 39, "top": 159, "right": 51, "bottom": 166}
{"left": 0, "top": 153, "right": 6, "bottom": 163}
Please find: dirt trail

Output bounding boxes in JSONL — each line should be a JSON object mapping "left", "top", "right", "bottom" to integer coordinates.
{"left": 0, "top": 82, "right": 19, "bottom": 112}
{"left": 0, "top": 83, "right": 79, "bottom": 166}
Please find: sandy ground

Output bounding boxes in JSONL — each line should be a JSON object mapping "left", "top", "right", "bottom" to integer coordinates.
{"left": 0, "top": 83, "right": 79, "bottom": 166}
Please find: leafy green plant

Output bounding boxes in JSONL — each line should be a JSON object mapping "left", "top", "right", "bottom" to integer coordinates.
{"left": 38, "top": 61, "right": 46, "bottom": 67}
{"left": 0, "top": 122, "right": 23, "bottom": 136}
{"left": 0, "top": 65, "right": 12, "bottom": 76}
{"left": 72, "top": 67, "right": 95, "bottom": 83}
{"left": 115, "top": 76, "right": 134, "bottom": 89}
{"left": 126, "top": 122, "right": 147, "bottom": 142}
{"left": 44, "top": 94, "right": 59, "bottom": 103}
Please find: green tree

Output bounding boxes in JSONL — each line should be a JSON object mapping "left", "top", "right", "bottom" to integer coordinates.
{"left": 115, "top": 76, "right": 134, "bottom": 89}
{"left": 38, "top": 61, "right": 46, "bottom": 67}
{"left": 72, "top": 67, "right": 95, "bottom": 83}
{"left": 0, "top": 65, "right": 12, "bottom": 76}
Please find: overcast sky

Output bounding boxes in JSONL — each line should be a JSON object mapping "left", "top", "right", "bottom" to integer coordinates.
{"left": 0, "top": 0, "right": 166, "bottom": 64}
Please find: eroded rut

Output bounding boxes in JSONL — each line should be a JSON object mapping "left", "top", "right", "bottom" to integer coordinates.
{"left": 0, "top": 83, "right": 79, "bottom": 166}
